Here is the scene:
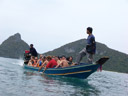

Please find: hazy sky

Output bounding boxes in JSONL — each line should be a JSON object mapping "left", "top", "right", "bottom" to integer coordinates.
{"left": 0, "top": 0, "right": 128, "bottom": 54}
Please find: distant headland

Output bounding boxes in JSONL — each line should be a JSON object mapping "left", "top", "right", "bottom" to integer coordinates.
{"left": 0, "top": 33, "right": 128, "bottom": 73}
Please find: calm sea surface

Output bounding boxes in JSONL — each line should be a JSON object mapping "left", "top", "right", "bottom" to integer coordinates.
{"left": 0, "top": 57, "right": 128, "bottom": 96}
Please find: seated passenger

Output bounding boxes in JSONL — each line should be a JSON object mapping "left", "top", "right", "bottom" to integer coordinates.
{"left": 67, "top": 56, "right": 73, "bottom": 65}
{"left": 33, "top": 57, "right": 38, "bottom": 67}
{"left": 55, "top": 56, "right": 69, "bottom": 68}
{"left": 54, "top": 56, "right": 61, "bottom": 65}
{"left": 66, "top": 56, "right": 76, "bottom": 66}
{"left": 42, "top": 56, "right": 58, "bottom": 73}
{"left": 37, "top": 54, "right": 43, "bottom": 63}
{"left": 40, "top": 57, "right": 49, "bottom": 68}
{"left": 28, "top": 56, "right": 35, "bottom": 66}
{"left": 46, "top": 56, "right": 57, "bottom": 68}
{"left": 36, "top": 55, "right": 44, "bottom": 67}
{"left": 39, "top": 57, "right": 49, "bottom": 71}
{"left": 38, "top": 58, "right": 44, "bottom": 67}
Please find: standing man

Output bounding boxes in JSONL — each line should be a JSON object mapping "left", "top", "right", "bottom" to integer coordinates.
{"left": 75, "top": 27, "right": 96, "bottom": 64}
{"left": 29, "top": 44, "right": 38, "bottom": 57}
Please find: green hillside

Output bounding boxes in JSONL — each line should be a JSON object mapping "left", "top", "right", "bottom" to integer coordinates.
{"left": 44, "top": 39, "right": 128, "bottom": 73}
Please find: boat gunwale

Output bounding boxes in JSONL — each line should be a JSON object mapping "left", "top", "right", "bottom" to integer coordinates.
{"left": 24, "top": 63, "right": 98, "bottom": 71}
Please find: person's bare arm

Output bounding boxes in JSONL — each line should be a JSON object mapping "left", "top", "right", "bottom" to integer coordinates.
{"left": 42, "top": 61, "right": 48, "bottom": 67}
{"left": 28, "top": 60, "right": 32, "bottom": 66}
{"left": 35, "top": 62, "right": 39, "bottom": 67}
{"left": 55, "top": 63, "right": 60, "bottom": 68}
{"left": 42, "top": 66, "right": 47, "bottom": 74}
{"left": 39, "top": 61, "right": 49, "bottom": 72}
{"left": 55, "top": 61, "right": 63, "bottom": 68}
{"left": 38, "top": 62, "right": 45, "bottom": 72}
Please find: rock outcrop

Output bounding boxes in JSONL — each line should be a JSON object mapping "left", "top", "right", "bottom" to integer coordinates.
{"left": 0, "top": 33, "right": 29, "bottom": 59}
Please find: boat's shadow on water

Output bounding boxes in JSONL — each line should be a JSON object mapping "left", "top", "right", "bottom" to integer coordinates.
{"left": 43, "top": 75, "right": 100, "bottom": 96}
{"left": 23, "top": 71, "right": 100, "bottom": 96}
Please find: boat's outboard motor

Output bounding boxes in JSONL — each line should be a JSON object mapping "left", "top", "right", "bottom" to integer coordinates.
{"left": 24, "top": 50, "right": 31, "bottom": 65}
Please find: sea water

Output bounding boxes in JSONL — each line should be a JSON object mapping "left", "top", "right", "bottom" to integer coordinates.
{"left": 0, "top": 57, "right": 128, "bottom": 96}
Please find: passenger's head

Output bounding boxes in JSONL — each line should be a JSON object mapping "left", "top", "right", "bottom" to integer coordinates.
{"left": 41, "top": 57, "right": 45, "bottom": 62}
{"left": 52, "top": 56, "right": 55, "bottom": 59}
{"left": 30, "top": 44, "right": 33, "bottom": 48}
{"left": 54, "top": 56, "right": 59, "bottom": 61}
{"left": 67, "top": 56, "right": 73, "bottom": 62}
{"left": 59, "top": 56, "right": 62, "bottom": 60}
{"left": 43, "top": 56, "right": 46, "bottom": 60}
{"left": 42, "top": 56, "right": 46, "bottom": 62}
{"left": 35, "top": 57, "right": 38, "bottom": 61}
{"left": 87, "top": 27, "right": 93, "bottom": 34}
{"left": 46, "top": 56, "right": 52, "bottom": 61}
{"left": 31, "top": 56, "right": 35, "bottom": 60}
{"left": 61, "top": 55, "right": 66, "bottom": 60}
{"left": 69, "top": 56, "right": 73, "bottom": 61}
{"left": 39, "top": 54, "right": 43, "bottom": 59}
{"left": 58, "top": 56, "right": 60, "bottom": 60}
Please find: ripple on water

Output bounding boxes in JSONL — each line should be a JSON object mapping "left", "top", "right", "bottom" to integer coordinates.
{"left": 0, "top": 57, "right": 128, "bottom": 96}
